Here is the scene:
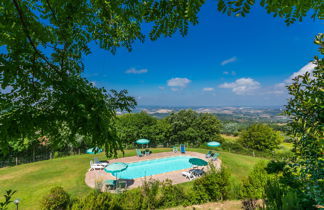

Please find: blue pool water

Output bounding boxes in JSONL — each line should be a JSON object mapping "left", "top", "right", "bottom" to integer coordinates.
{"left": 112, "top": 156, "right": 197, "bottom": 179}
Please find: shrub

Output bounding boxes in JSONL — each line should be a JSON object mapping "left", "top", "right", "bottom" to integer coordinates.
{"left": 0, "top": 190, "right": 16, "bottom": 210}
{"left": 158, "top": 179, "right": 187, "bottom": 208}
{"left": 40, "top": 186, "right": 70, "bottom": 210}
{"left": 140, "top": 178, "right": 160, "bottom": 209}
{"left": 264, "top": 177, "right": 303, "bottom": 210}
{"left": 241, "top": 161, "right": 269, "bottom": 199}
{"left": 228, "top": 177, "right": 243, "bottom": 200}
{"left": 117, "top": 188, "right": 143, "bottom": 210}
{"left": 192, "top": 164, "right": 231, "bottom": 203}
{"left": 71, "top": 191, "right": 120, "bottom": 210}
{"left": 265, "top": 160, "right": 286, "bottom": 174}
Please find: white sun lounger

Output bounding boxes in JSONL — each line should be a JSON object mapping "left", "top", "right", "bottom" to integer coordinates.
{"left": 182, "top": 171, "right": 196, "bottom": 180}
{"left": 89, "top": 160, "right": 109, "bottom": 171}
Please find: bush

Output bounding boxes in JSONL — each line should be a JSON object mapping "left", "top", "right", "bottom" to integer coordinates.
{"left": 265, "top": 160, "right": 286, "bottom": 174}
{"left": 241, "top": 161, "right": 269, "bottom": 199}
{"left": 40, "top": 186, "right": 70, "bottom": 210}
{"left": 264, "top": 177, "right": 303, "bottom": 210}
{"left": 71, "top": 191, "right": 120, "bottom": 210}
{"left": 140, "top": 178, "right": 160, "bottom": 209}
{"left": 158, "top": 179, "right": 187, "bottom": 208}
{"left": 117, "top": 188, "right": 143, "bottom": 210}
{"left": 192, "top": 164, "right": 231, "bottom": 203}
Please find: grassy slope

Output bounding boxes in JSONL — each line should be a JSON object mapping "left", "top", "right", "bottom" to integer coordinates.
{"left": 0, "top": 148, "right": 265, "bottom": 210}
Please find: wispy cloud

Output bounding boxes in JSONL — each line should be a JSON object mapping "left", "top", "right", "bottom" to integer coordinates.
{"left": 125, "top": 68, "right": 148, "bottom": 74}
{"left": 167, "top": 78, "right": 191, "bottom": 88}
{"left": 223, "top": 71, "right": 236, "bottom": 76}
{"left": 221, "top": 56, "right": 237, "bottom": 66}
{"left": 203, "top": 87, "right": 214, "bottom": 91}
{"left": 219, "top": 77, "right": 260, "bottom": 95}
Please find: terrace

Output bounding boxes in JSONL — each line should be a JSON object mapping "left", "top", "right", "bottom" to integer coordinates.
{"left": 85, "top": 151, "right": 221, "bottom": 191}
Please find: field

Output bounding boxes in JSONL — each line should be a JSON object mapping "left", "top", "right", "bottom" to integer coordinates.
{"left": 0, "top": 148, "right": 266, "bottom": 210}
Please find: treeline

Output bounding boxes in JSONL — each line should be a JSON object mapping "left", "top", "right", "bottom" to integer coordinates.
{"left": 116, "top": 110, "right": 223, "bottom": 147}
{"left": 1, "top": 109, "right": 287, "bottom": 167}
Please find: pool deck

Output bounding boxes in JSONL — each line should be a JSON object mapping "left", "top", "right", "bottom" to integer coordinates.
{"left": 85, "top": 151, "right": 221, "bottom": 191}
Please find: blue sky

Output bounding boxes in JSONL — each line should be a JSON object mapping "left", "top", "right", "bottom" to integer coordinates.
{"left": 83, "top": 1, "right": 321, "bottom": 106}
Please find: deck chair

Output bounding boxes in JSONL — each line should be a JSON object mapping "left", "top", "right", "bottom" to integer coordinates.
{"left": 180, "top": 144, "right": 186, "bottom": 154}
{"left": 205, "top": 151, "right": 212, "bottom": 158}
{"left": 94, "top": 157, "right": 99, "bottom": 163}
{"left": 145, "top": 149, "right": 151, "bottom": 156}
{"left": 116, "top": 180, "right": 127, "bottom": 190}
{"left": 172, "top": 146, "right": 178, "bottom": 153}
{"left": 136, "top": 149, "right": 143, "bottom": 157}
{"left": 211, "top": 153, "right": 219, "bottom": 161}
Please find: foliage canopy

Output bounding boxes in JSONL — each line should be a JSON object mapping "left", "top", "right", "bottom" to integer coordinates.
{"left": 239, "top": 123, "right": 283, "bottom": 152}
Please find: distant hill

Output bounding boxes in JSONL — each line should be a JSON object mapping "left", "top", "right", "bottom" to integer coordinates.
{"left": 118, "top": 105, "right": 289, "bottom": 123}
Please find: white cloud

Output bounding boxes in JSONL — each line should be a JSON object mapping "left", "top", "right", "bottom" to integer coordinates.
{"left": 219, "top": 77, "right": 260, "bottom": 95}
{"left": 158, "top": 86, "right": 165, "bottom": 90}
{"left": 284, "top": 62, "right": 315, "bottom": 83}
{"left": 167, "top": 77, "right": 191, "bottom": 88}
{"left": 203, "top": 87, "right": 214, "bottom": 91}
{"left": 221, "top": 56, "right": 237, "bottom": 66}
{"left": 269, "top": 62, "right": 316, "bottom": 95}
{"left": 125, "top": 68, "right": 148, "bottom": 74}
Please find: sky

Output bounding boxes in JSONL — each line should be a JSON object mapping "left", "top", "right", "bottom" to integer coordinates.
{"left": 83, "top": 1, "right": 322, "bottom": 107}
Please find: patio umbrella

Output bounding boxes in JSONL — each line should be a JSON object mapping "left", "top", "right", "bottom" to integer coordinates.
{"left": 104, "top": 162, "right": 128, "bottom": 180}
{"left": 207, "top": 141, "right": 221, "bottom": 147}
{"left": 189, "top": 158, "right": 208, "bottom": 167}
{"left": 136, "top": 139, "right": 150, "bottom": 148}
{"left": 86, "top": 147, "right": 103, "bottom": 154}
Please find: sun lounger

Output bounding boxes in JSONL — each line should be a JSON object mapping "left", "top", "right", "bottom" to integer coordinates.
{"left": 180, "top": 144, "right": 186, "bottom": 154}
{"left": 190, "top": 168, "right": 205, "bottom": 177}
{"left": 89, "top": 161, "right": 106, "bottom": 171}
{"left": 136, "top": 149, "right": 143, "bottom": 157}
{"left": 104, "top": 179, "right": 116, "bottom": 191}
{"left": 182, "top": 171, "right": 195, "bottom": 180}
{"left": 205, "top": 151, "right": 212, "bottom": 158}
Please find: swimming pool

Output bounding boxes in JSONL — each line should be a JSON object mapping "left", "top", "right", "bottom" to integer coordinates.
{"left": 111, "top": 156, "right": 200, "bottom": 179}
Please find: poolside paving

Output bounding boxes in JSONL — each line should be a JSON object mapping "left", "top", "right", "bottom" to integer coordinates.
{"left": 85, "top": 151, "right": 221, "bottom": 192}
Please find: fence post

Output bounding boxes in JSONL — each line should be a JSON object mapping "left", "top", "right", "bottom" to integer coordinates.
{"left": 32, "top": 146, "right": 35, "bottom": 162}
{"left": 253, "top": 151, "right": 255, "bottom": 157}
{"left": 50, "top": 152, "right": 52, "bottom": 159}
{"left": 15, "top": 157, "right": 18, "bottom": 166}
{"left": 78, "top": 148, "right": 80, "bottom": 155}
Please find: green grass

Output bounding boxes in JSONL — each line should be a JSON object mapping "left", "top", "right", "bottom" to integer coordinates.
{"left": 0, "top": 148, "right": 265, "bottom": 209}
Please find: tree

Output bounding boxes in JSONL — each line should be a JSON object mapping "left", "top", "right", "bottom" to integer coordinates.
{"left": 0, "top": 0, "right": 205, "bottom": 156}
{"left": 166, "top": 110, "right": 222, "bottom": 145}
{"left": 239, "top": 123, "right": 283, "bottom": 152}
{"left": 284, "top": 34, "right": 324, "bottom": 205}
{"left": 116, "top": 112, "right": 157, "bottom": 145}
{"left": 1, "top": 0, "right": 322, "bottom": 157}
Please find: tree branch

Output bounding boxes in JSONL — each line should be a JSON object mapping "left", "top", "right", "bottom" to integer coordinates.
{"left": 12, "top": 0, "right": 59, "bottom": 72}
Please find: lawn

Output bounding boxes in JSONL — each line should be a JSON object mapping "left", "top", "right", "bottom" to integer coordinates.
{"left": 0, "top": 148, "right": 265, "bottom": 210}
